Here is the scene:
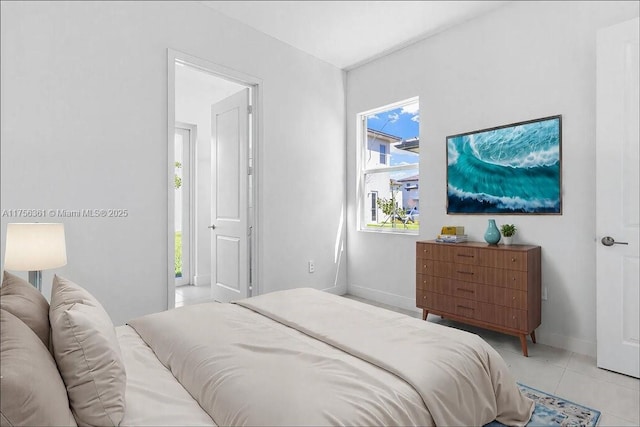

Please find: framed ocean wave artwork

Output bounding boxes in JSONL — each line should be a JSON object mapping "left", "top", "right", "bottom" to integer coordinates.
{"left": 446, "top": 115, "right": 562, "bottom": 214}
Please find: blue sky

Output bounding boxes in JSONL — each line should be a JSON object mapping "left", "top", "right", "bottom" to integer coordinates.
{"left": 367, "top": 102, "right": 419, "bottom": 140}
{"left": 367, "top": 101, "right": 419, "bottom": 167}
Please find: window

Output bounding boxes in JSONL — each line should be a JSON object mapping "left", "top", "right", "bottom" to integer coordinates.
{"left": 370, "top": 191, "right": 378, "bottom": 222}
{"left": 358, "top": 97, "right": 419, "bottom": 233}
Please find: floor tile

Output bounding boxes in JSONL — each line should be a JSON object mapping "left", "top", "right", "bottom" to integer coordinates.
{"left": 496, "top": 347, "right": 565, "bottom": 393}
{"left": 598, "top": 411, "right": 639, "bottom": 426}
{"left": 174, "top": 285, "right": 214, "bottom": 307}
{"left": 555, "top": 370, "right": 640, "bottom": 424}
{"left": 566, "top": 353, "right": 640, "bottom": 391}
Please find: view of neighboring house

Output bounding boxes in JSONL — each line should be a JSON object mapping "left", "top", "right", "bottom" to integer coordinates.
{"left": 364, "top": 129, "right": 402, "bottom": 224}
{"left": 397, "top": 173, "right": 419, "bottom": 213}
{"left": 364, "top": 130, "right": 420, "bottom": 225}
{"left": 395, "top": 136, "right": 420, "bottom": 216}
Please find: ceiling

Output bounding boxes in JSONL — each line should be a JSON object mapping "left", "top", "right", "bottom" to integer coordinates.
{"left": 201, "top": 1, "right": 509, "bottom": 70}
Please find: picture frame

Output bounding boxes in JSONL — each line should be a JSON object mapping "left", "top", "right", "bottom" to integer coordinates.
{"left": 446, "top": 115, "right": 562, "bottom": 214}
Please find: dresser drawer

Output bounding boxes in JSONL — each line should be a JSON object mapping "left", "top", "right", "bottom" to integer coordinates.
{"left": 429, "top": 262, "right": 528, "bottom": 290}
{"left": 417, "top": 290, "right": 452, "bottom": 312}
{"left": 416, "top": 259, "right": 434, "bottom": 275}
{"left": 418, "top": 243, "right": 480, "bottom": 265}
{"left": 416, "top": 274, "right": 431, "bottom": 290}
{"left": 425, "top": 277, "right": 527, "bottom": 310}
{"left": 418, "top": 291, "right": 478, "bottom": 319}
{"left": 478, "top": 250, "right": 529, "bottom": 271}
{"left": 477, "top": 302, "right": 527, "bottom": 331}
{"left": 417, "top": 242, "right": 435, "bottom": 260}
{"left": 489, "top": 286, "right": 527, "bottom": 310}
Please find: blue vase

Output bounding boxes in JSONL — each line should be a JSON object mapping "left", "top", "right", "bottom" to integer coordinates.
{"left": 484, "top": 219, "right": 501, "bottom": 245}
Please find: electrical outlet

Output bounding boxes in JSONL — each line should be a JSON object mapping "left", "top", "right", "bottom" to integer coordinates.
{"left": 542, "top": 287, "right": 548, "bottom": 300}
{"left": 308, "top": 260, "right": 315, "bottom": 273}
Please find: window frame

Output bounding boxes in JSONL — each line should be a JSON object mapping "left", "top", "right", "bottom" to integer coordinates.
{"left": 357, "top": 96, "right": 419, "bottom": 234}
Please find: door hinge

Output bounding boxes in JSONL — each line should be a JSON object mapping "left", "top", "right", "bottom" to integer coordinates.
{"left": 248, "top": 166, "right": 253, "bottom": 175}
{"left": 247, "top": 105, "right": 253, "bottom": 114}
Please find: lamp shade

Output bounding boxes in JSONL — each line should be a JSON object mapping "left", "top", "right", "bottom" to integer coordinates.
{"left": 4, "top": 223, "right": 67, "bottom": 271}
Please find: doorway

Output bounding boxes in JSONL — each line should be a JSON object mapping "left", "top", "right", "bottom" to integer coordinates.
{"left": 167, "top": 49, "right": 261, "bottom": 308}
{"left": 174, "top": 123, "right": 195, "bottom": 287}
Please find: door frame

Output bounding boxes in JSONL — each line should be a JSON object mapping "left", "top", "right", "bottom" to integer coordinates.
{"left": 167, "top": 48, "right": 262, "bottom": 309}
{"left": 174, "top": 122, "right": 197, "bottom": 287}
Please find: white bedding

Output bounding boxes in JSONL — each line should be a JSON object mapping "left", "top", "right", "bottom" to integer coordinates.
{"left": 117, "top": 326, "right": 216, "bottom": 426}
{"left": 237, "top": 289, "right": 534, "bottom": 426}
{"left": 126, "top": 288, "right": 534, "bottom": 426}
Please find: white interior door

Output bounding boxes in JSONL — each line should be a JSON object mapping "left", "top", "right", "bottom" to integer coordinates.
{"left": 596, "top": 17, "right": 639, "bottom": 378}
{"left": 211, "top": 89, "right": 251, "bottom": 302}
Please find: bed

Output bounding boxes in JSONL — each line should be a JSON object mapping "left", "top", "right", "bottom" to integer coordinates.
{"left": 0, "top": 272, "right": 534, "bottom": 427}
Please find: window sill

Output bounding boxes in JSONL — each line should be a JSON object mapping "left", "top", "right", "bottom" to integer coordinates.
{"left": 359, "top": 227, "right": 419, "bottom": 236}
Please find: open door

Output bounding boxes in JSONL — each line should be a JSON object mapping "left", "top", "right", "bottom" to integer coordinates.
{"left": 210, "top": 89, "right": 251, "bottom": 302}
{"left": 596, "top": 17, "right": 639, "bottom": 378}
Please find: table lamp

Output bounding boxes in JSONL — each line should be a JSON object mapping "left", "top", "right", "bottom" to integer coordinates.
{"left": 3, "top": 223, "right": 67, "bottom": 291}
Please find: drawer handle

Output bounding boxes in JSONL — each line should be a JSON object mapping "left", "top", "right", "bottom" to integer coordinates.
{"left": 511, "top": 258, "right": 517, "bottom": 262}
{"left": 457, "top": 305, "right": 474, "bottom": 310}
{"left": 512, "top": 296, "right": 516, "bottom": 300}
{"left": 457, "top": 288, "right": 475, "bottom": 293}
{"left": 457, "top": 254, "right": 474, "bottom": 258}
{"left": 457, "top": 271, "right": 474, "bottom": 275}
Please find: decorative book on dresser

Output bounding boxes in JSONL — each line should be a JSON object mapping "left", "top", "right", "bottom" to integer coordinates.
{"left": 416, "top": 241, "right": 541, "bottom": 356}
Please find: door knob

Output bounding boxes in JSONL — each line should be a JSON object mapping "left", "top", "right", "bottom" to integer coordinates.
{"left": 208, "top": 225, "right": 216, "bottom": 230}
{"left": 601, "top": 236, "right": 628, "bottom": 246}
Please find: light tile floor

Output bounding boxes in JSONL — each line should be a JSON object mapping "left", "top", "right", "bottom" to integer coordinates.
{"left": 174, "top": 288, "right": 640, "bottom": 425}
{"left": 175, "top": 284, "right": 214, "bottom": 308}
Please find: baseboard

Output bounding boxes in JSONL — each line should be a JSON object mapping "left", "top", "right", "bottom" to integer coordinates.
{"left": 347, "top": 284, "right": 421, "bottom": 314}
{"left": 538, "top": 330, "right": 596, "bottom": 358}
{"left": 193, "top": 275, "right": 210, "bottom": 286}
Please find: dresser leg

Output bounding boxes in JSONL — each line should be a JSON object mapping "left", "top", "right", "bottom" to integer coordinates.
{"left": 530, "top": 330, "right": 537, "bottom": 344}
{"left": 422, "top": 309, "right": 428, "bottom": 321}
{"left": 519, "top": 335, "right": 529, "bottom": 357}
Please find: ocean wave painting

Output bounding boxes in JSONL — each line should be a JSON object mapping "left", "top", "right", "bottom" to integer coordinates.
{"left": 447, "top": 116, "right": 562, "bottom": 214}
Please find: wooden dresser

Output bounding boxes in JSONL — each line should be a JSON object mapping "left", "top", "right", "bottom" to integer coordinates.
{"left": 416, "top": 241, "right": 541, "bottom": 356}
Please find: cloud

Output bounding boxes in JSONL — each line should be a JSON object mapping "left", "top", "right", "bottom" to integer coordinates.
{"left": 401, "top": 102, "right": 419, "bottom": 116}
{"left": 368, "top": 114, "right": 380, "bottom": 120}
{"left": 411, "top": 115, "right": 420, "bottom": 123}
{"left": 388, "top": 112, "right": 399, "bottom": 123}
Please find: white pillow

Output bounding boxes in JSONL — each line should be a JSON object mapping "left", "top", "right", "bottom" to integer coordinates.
{"left": 49, "top": 275, "right": 126, "bottom": 426}
{"left": 1, "top": 271, "right": 51, "bottom": 348}
{"left": 0, "top": 309, "right": 77, "bottom": 426}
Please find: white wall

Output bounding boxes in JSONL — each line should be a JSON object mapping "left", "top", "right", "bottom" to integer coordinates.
{"left": 0, "top": 1, "right": 347, "bottom": 325}
{"left": 346, "top": 1, "right": 639, "bottom": 356}
{"left": 175, "top": 64, "right": 246, "bottom": 286}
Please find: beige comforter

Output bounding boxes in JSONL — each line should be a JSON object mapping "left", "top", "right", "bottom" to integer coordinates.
{"left": 128, "top": 288, "right": 533, "bottom": 426}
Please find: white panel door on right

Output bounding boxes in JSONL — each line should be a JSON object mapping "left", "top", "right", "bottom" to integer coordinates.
{"left": 210, "top": 89, "right": 250, "bottom": 303}
{"left": 596, "top": 17, "right": 639, "bottom": 378}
